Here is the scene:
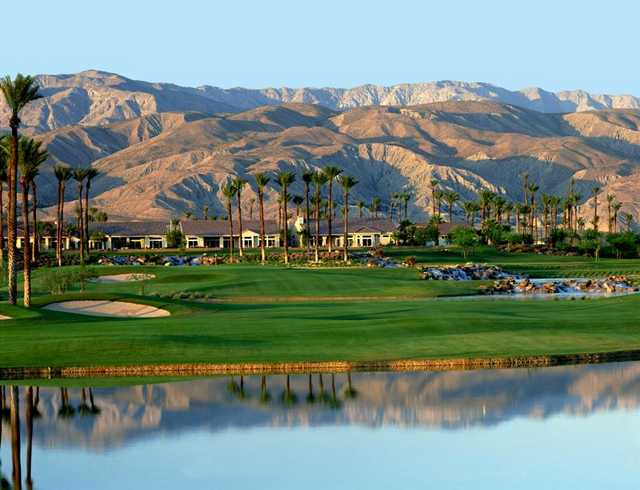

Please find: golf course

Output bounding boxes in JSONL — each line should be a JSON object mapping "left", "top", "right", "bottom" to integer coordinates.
{"left": 1, "top": 247, "right": 640, "bottom": 374}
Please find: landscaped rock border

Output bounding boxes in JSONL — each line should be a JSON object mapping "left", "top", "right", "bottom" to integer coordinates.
{"left": 2, "top": 349, "right": 640, "bottom": 380}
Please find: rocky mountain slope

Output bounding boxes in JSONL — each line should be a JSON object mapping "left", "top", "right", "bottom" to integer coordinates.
{"left": 31, "top": 99, "right": 640, "bottom": 224}
{"left": 3, "top": 70, "right": 640, "bottom": 133}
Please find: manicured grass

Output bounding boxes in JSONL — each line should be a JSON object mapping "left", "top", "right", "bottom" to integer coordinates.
{"left": 0, "top": 292, "right": 639, "bottom": 368}
{"left": 1, "top": 251, "right": 639, "bottom": 371}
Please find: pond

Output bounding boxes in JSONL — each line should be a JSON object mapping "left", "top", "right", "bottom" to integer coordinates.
{"left": 2, "top": 362, "right": 640, "bottom": 489}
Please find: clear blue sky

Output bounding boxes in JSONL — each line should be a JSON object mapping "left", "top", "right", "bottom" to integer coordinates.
{"left": 3, "top": 0, "right": 638, "bottom": 94}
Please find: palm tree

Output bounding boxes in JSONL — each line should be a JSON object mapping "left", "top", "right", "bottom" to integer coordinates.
{"left": 430, "top": 179, "right": 439, "bottom": 217}
{"left": 370, "top": 197, "right": 381, "bottom": 218}
{"left": 72, "top": 168, "right": 89, "bottom": 265}
{"left": 606, "top": 193, "right": 615, "bottom": 232}
{"left": 591, "top": 186, "right": 601, "bottom": 232}
{"left": 322, "top": 166, "right": 342, "bottom": 252}
{"left": 254, "top": 173, "right": 270, "bottom": 265}
{"left": 492, "top": 196, "right": 507, "bottom": 224}
{"left": 478, "top": 190, "right": 495, "bottom": 224}
{"left": 356, "top": 200, "right": 365, "bottom": 218}
{"left": 312, "top": 171, "right": 328, "bottom": 263}
{"left": 504, "top": 201, "right": 514, "bottom": 227}
{"left": 521, "top": 172, "right": 529, "bottom": 205}
{"left": 25, "top": 386, "right": 34, "bottom": 490}
{"left": 292, "top": 195, "right": 304, "bottom": 218}
{"left": 83, "top": 168, "right": 99, "bottom": 256}
{"left": 462, "top": 201, "right": 478, "bottom": 227}
{"left": 302, "top": 170, "right": 314, "bottom": 249}
{"left": 338, "top": 175, "right": 358, "bottom": 262}
{"left": 0, "top": 75, "right": 42, "bottom": 305}
{"left": 54, "top": 165, "right": 72, "bottom": 267}
{"left": 444, "top": 190, "right": 459, "bottom": 224}
{"left": 528, "top": 183, "right": 539, "bottom": 238}
{"left": 0, "top": 136, "right": 8, "bottom": 273}
{"left": 18, "top": 138, "right": 47, "bottom": 307}
{"left": 613, "top": 202, "right": 622, "bottom": 233}
{"left": 275, "top": 171, "right": 296, "bottom": 264}
{"left": 10, "top": 386, "right": 21, "bottom": 489}
{"left": 623, "top": 212, "right": 633, "bottom": 232}
{"left": 232, "top": 177, "right": 247, "bottom": 257}
{"left": 221, "top": 180, "right": 237, "bottom": 262}
{"left": 400, "top": 192, "right": 410, "bottom": 220}
{"left": 248, "top": 198, "right": 256, "bottom": 220}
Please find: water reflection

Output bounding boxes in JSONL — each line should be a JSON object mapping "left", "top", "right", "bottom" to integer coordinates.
{"left": 1, "top": 361, "right": 640, "bottom": 488}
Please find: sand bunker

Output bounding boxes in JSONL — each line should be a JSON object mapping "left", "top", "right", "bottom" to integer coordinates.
{"left": 92, "top": 273, "right": 156, "bottom": 283}
{"left": 0, "top": 315, "right": 11, "bottom": 320}
{"left": 44, "top": 300, "right": 170, "bottom": 318}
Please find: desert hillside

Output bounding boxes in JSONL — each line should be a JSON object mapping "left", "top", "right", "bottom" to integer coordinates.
{"left": 27, "top": 97, "right": 640, "bottom": 225}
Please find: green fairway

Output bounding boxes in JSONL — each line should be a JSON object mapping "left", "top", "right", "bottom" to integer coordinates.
{"left": 0, "top": 251, "right": 639, "bottom": 372}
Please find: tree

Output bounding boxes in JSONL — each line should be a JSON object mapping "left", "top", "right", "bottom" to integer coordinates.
{"left": 18, "top": 138, "right": 47, "bottom": 307}
{"left": 275, "top": 171, "right": 296, "bottom": 264}
{"left": 10, "top": 386, "right": 21, "bottom": 487}
{"left": 623, "top": 212, "right": 634, "bottom": 232}
{"left": 478, "top": 190, "right": 495, "bottom": 224}
{"left": 0, "top": 74, "right": 42, "bottom": 304}
{"left": 165, "top": 220, "right": 185, "bottom": 248}
{"left": 322, "top": 166, "right": 342, "bottom": 252}
{"left": 292, "top": 195, "right": 304, "bottom": 217}
{"left": 232, "top": 177, "right": 247, "bottom": 257}
{"left": 0, "top": 136, "right": 8, "bottom": 273}
{"left": 462, "top": 201, "right": 479, "bottom": 227}
{"left": 591, "top": 186, "right": 601, "bottom": 232}
{"left": 301, "top": 170, "right": 314, "bottom": 249}
{"left": 451, "top": 227, "right": 479, "bottom": 259}
{"left": 53, "top": 165, "right": 72, "bottom": 267}
{"left": 527, "top": 183, "right": 539, "bottom": 239}
{"left": 612, "top": 202, "right": 622, "bottom": 233}
{"left": 370, "top": 197, "right": 381, "bottom": 218}
{"left": 221, "top": 180, "right": 237, "bottom": 262}
{"left": 400, "top": 192, "right": 410, "bottom": 220}
{"left": 444, "top": 190, "right": 459, "bottom": 224}
{"left": 356, "top": 200, "right": 365, "bottom": 218}
{"left": 72, "top": 168, "right": 90, "bottom": 265}
{"left": 338, "top": 175, "right": 358, "bottom": 262}
{"left": 606, "top": 193, "right": 615, "bottom": 232}
{"left": 254, "top": 172, "right": 270, "bottom": 265}
{"left": 312, "top": 171, "right": 328, "bottom": 263}
{"left": 83, "top": 168, "right": 99, "bottom": 257}
{"left": 430, "top": 179, "right": 439, "bottom": 217}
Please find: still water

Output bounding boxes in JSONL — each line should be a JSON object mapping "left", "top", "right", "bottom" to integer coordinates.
{"left": 2, "top": 362, "right": 640, "bottom": 489}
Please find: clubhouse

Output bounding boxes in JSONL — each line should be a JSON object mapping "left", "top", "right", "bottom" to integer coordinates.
{"left": 295, "top": 217, "right": 397, "bottom": 247}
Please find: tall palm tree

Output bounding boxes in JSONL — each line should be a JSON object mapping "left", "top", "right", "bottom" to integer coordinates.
{"left": 400, "top": 192, "right": 410, "bottom": 220}
{"left": 254, "top": 173, "right": 270, "bottom": 265}
{"left": 444, "top": 190, "right": 459, "bottom": 224}
{"left": 591, "top": 186, "right": 601, "bottom": 232}
{"left": 83, "top": 168, "right": 99, "bottom": 256}
{"left": 527, "top": 183, "right": 539, "bottom": 238}
{"left": 338, "top": 175, "right": 358, "bottom": 261}
{"left": 322, "top": 166, "right": 342, "bottom": 252}
{"left": 462, "top": 201, "right": 478, "bottom": 227}
{"left": 233, "top": 177, "right": 247, "bottom": 257}
{"left": 25, "top": 386, "right": 34, "bottom": 490}
{"left": 492, "top": 196, "right": 507, "bottom": 224}
{"left": 606, "top": 193, "right": 615, "bottom": 232}
{"left": 302, "top": 170, "right": 314, "bottom": 250}
{"left": 54, "top": 165, "right": 72, "bottom": 267}
{"left": 312, "top": 171, "right": 328, "bottom": 263}
{"left": 292, "top": 195, "right": 304, "bottom": 218}
{"left": 18, "top": 138, "right": 47, "bottom": 307}
{"left": 0, "top": 75, "right": 41, "bottom": 305}
{"left": 478, "top": 190, "right": 494, "bottom": 225}
{"left": 72, "top": 168, "right": 89, "bottom": 265}
{"left": 623, "top": 212, "right": 633, "bottom": 232}
{"left": 612, "top": 202, "right": 622, "bottom": 233}
{"left": 430, "top": 179, "right": 439, "bottom": 217}
{"left": 275, "top": 171, "right": 295, "bottom": 264}
{"left": 356, "top": 200, "right": 365, "bottom": 218}
{"left": 370, "top": 197, "right": 381, "bottom": 218}
{"left": 221, "top": 180, "right": 237, "bottom": 262}
{"left": 0, "top": 136, "right": 8, "bottom": 273}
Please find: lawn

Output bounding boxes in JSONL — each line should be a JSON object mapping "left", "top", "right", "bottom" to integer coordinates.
{"left": 0, "top": 252, "right": 638, "bottom": 371}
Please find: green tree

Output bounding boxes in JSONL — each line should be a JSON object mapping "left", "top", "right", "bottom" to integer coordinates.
{"left": 221, "top": 180, "right": 237, "bottom": 262}
{"left": 83, "top": 168, "right": 99, "bottom": 257}
{"left": 275, "top": 171, "right": 296, "bottom": 264}
{"left": 301, "top": 170, "right": 314, "bottom": 249}
{"left": 370, "top": 197, "right": 381, "bottom": 218}
{"left": 338, "top": 175, "right": 358, "bottom": 261}
{"left": 322, "top": 166, "right": 343, "bottom": 252}
{"left": 18, "top": 138, "right": 47, "bottom": 307}
{"left": 312, "top": 171, "right": 328, "bottom": 263}
{"left": 233, "top": 177, "right": 247, "bottom": 257}
{"left": 451, "top": 227, "right": 479, "bottom": 259}
{"left": 444, "top": 190, "right": 459, "bottom": 224}
{"left": 254, "top": 172, "right": 271, "bottom": 265}
{"left": 72, "top": 168, "right": 89, "bottom": 265}
{"left": 0, "top": 75, "right": 41, "bottom": 304}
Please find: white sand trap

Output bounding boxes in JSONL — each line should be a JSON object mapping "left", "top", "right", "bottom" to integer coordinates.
{"left": 44, "top": 300, "right": 170, "bottom": 318}
{"left": 92, "top": 273, "right": 156, "bottom": 283}
{"left": 0, "top": 314, "right": 11, "bottom": 320}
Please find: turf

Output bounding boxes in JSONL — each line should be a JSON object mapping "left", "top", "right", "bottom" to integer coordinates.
{"left": 0, "top": 249, "right": 639, "bottom": 370}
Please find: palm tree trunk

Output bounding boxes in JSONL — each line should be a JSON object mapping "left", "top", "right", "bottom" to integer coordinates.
{"left": 236, "top": 188, "right": 244, "bottom": 257}
{"left": 77, "top": 183, "right": 84, "bottom": 265}
{"left": 10, "top": 386, "right": 21, "bottom": 490}
{"left": 84, "top": 182, "right": 90, "bottom": 256}
{"left": 21, "top": 180, "right": 32, "bottom": 307}
{"left": 343, "top": 188, "right": 349, "bottom": 262}
{"left": 304, "top": 182, "right": 311, "bottom": 250}
{"left": 7, "top": 125, "right": 19, "bottom": 304}
{"left": 31, "top": 181, "right": 39, "bottom": 262}
{"left": 227, "top": 200, "right": 234, "bottom": 262}
{"left": 56, "top": 181, "right": 62, "bottom": 266}
{"left": 327, "top": 181, "right": 333, "bottom": 252}
{"left": 314, "top": 192, "right": 321, "bottom": 263}
{"left": 0, "top": 182, "right": 4, "bottom": 276}
{"left": 282, "top": 186, "right": 289, "bottom": 264}
{"left": 58, "top": 181, "right": 65, "bottom": 267}
{"left": 258, "top": 190, "right": 266, "bottom": 265}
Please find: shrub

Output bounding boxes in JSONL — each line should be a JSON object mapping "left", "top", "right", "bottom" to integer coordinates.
{"left": 41, "top": 268, "right": 77, "bottom": 295}
{"left": 451, "top": 227, "right": 479, "bottom": 259}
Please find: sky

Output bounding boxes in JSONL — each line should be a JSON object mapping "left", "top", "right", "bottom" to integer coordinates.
{"left": 2, "top": 0, "right": 639, "bottom": 94}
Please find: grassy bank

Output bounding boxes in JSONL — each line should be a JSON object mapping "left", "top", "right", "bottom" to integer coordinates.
{"left": 0, "top": 251, "right": 639, "bottom": 372}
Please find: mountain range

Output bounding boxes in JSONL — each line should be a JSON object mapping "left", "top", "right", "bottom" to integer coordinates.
{"left": 1, "top": 70, "right": 639, "bottom": 224}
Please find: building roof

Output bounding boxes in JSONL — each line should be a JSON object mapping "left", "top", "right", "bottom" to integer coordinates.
{"left": 90, "top": 221, "right": 169, "bottom": 236}
{"left": 181, "top": 219, "right": 280, "bottom": 236}
{"left": 308, "top": 217, "right": 398, "bottom": 236}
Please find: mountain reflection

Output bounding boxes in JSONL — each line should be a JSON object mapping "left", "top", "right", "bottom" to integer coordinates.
{"left": 1, "top": 361, "right": 640, "bottom": 458}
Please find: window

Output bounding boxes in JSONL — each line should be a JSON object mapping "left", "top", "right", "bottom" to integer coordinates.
{"left": 204, "top": 237, "right": 219, "bottom": 248}
{"left": 187, "top": 239, "right": 199, "bottom": 248}
{"left": 243, "top": 237, "right": 254, "bottom": 248}
{"left": 149, "top": 239, "right": 163, "bottom": 249}
{"left": 362, "top": 235, "right": 373, "bottom": 247}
